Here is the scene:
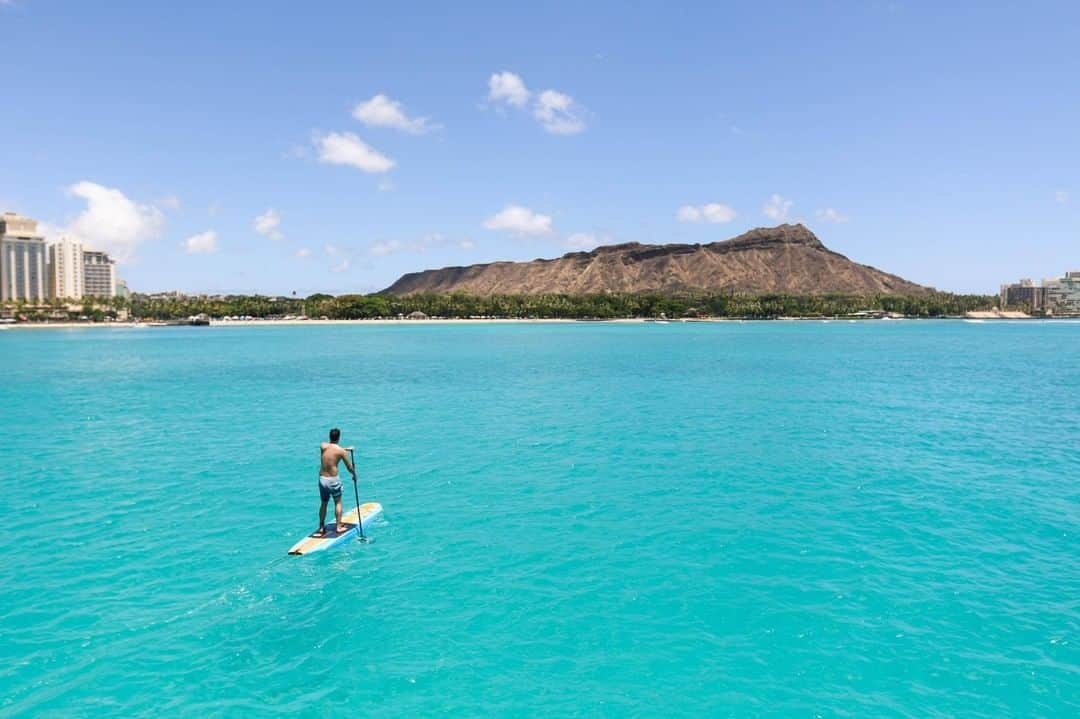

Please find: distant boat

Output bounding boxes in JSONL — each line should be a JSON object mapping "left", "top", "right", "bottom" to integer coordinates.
{"left": 963, "top": 319, "right": 985, "bottom": 324}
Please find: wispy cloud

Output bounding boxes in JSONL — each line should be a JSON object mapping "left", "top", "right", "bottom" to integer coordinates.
{"left": 369, "top": 233, "right": 466, "bottom": 257}
{"left": 566, "top": 233, "right": 601, "bottom": 250}
{"left": 1055, "top": 190, "right": 1070, "bottom": 204}
{"left": 815, "top": 207, "right": 849, "bottom": 223}
{"left": 331, "top": 258, "right": 352, "bottom": 273}
{"left": 313, "top": 131, "right": 394, "bottom": 173}
{"left": 763, "top": 194, "right": 793, "bottom": 222}
{"left": 158, "top": 195, "right": 181, "bottom": 211}
{"left": 253, "top": 208, "right": 284, "bottom": 240}
{"left": 676, "top": 203, "right": 737, "bottom": 224}
{"left": 482, "top": 205, "right": 554, "bottom": 236}
{"left": 183, "top": 230, "right": 218, "bottom": 254}
{"left": 369, "top": 239, "right": 403, "bottom": 257}
{"left": 533, "top": 90, "right": 585, "bottom": 135}
{"left": 352, "top": 94, "right": 440, "bottom": 134}
{"left": 294, "top": 248, "right": 312, "bottom": 259}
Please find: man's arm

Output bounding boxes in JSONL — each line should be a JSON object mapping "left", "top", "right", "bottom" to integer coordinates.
{"left": 341, "top": 447, "right": 357, "bottom": 478}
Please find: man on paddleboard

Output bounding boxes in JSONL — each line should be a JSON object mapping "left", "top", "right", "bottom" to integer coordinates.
{"left": 317, "top": 428, "right": 356, "bottom": 536}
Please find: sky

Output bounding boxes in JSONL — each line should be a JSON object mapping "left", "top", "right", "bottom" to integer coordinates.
{"left": 1, "top": 0, "right": 1078, "bottom": 295}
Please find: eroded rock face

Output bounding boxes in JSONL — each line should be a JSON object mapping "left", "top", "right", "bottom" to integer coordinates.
{"left": 382, "top": 224, "right": 932, "bottom": 296}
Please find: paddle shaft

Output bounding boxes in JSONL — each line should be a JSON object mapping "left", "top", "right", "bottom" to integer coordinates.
{"left": 349, "top": 448, "right": 365, "bottom": 540}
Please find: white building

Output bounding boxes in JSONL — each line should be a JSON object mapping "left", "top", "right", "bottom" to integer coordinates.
{"left": 1043, "top": 271, "right": 1080, "bottom": 315}
{"left": 48, "top": 237, "right": 85, "bottom": 300}
{"left": 83, "top": 249, "right": 117, "bottom": 298}
{"left": 0, "top": 212, "right": 48, "bottom": 301}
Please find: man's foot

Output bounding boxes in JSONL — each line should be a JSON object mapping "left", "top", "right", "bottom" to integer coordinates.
{"left": 314, "top": 527, "right": 326, "bottom": 537}
{"left": 336, "top": 524, "right": 350, "bottom": 534}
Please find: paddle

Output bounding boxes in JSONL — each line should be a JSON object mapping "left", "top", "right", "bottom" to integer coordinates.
{"left": 348, "top": 447, "right": 369, "bottom": 543}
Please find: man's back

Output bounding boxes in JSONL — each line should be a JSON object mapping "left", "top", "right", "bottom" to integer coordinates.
{"left": 320, "top": 442, "right": 346, "bottom": 477}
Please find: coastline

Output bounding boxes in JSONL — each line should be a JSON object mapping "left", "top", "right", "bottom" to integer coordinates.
{"left": 3, "top": 316, "right": 1074, "bottom": 330}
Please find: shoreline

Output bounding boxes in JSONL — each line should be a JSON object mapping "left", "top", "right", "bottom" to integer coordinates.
{"left": 3, "top": 316, "right": 1076, "bottom": 330}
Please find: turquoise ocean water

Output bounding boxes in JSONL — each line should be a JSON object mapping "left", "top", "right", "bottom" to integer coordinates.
{"left": 1, "top": 321, "right": 1077, "bottom": 717}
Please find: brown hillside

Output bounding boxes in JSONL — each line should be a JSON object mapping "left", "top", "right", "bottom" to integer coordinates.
{"left": 382, "top": 224, "right": 931, "bottom": 296}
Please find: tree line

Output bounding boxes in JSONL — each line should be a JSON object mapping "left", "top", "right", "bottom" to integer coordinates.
{"left": 123, "top": 291, "right": 994, "bottom": 320}
{"left": 3, "top": 291, "right": 997, "bottom": 322}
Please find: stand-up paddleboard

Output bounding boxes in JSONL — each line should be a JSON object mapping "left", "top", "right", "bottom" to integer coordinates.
{"left": 288, "top": 502, "right": 383, "bottom": 555}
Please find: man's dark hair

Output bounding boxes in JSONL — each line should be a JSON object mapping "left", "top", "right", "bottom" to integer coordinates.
{"left": 329, "top": 427, "right": 341, "bottom": 443}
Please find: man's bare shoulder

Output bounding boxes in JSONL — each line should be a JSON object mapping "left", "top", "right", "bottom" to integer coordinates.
{"left": 320, "top": 442, "right": 331, "bottom": 451}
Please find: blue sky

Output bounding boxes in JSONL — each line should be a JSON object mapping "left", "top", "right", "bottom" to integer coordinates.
{"left": 1, "top": 0, "right": 1077, "bottom": 295}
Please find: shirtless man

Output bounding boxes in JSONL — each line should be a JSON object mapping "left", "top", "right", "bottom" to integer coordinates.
{"left": 317, "top": 427, "right": 356, "bottom": 536}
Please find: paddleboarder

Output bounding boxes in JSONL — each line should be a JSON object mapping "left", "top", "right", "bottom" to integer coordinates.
{"left": 316, "top": 428, "right": 356, "bottom": 536}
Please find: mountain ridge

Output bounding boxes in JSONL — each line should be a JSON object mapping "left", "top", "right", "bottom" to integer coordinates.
{"left": 382, "top": 224, "right": 932, "bottom": 296}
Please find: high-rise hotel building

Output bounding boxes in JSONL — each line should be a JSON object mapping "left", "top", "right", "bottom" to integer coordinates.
{"left": 0, "top": 212, "right": 48, "bottom": 301}
{"left": 48, "top": 237, "right": 85, "bottom": 300}
{"left": 83, "top": 249, "right": 117, "bottom": 298}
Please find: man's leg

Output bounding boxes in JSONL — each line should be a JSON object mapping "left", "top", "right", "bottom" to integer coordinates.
{"left": 317, "top": 499, "right": 328, "bottom": 535}
{"left": 334, "top": 496, "right": 346, "bottom": 532}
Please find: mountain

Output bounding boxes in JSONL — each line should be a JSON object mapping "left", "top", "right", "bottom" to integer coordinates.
{"left": 381, "top": 224, "right": 932, "bottom": 296}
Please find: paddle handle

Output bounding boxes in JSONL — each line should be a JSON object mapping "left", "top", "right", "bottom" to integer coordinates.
{"left": 349, "top": 448, "right": 364, "bottom": 540}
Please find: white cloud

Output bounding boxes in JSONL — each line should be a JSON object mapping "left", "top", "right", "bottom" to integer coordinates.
{"left": 533, "top": 90, "right": 585, "bottom": 135}
{"left": 253, "top": 208, "right": 284, "bottom": 240}
{"left": 763, "top": 194, "right": 793, "bottom": 222}
{"left": 313, "top": 131, "right": 394, "bottom": 173}
{"left": 183, "top": 230, "right": 218, "bottom": 254}
{"left": 352, "top": 94, "right": 439, "bottom": 134}
{"left": 295, "top": 248, "right": 312, "bottom": 259}
{"left": 488, "top": 71, "right": 531, "bottom": 108}
{"left": 488, "top": 72, "right": 587, "bottom": 134}
{"left": 1056, "top": 190, "right": 1069, "bottom": 204}
{"left": 331, "top": 258, "right": 352, "bottom": 273}
{"left": 377, "top": 179, "right": 395, "bottom": 192}
{"left": 815, "top": 207, "right": 849, "bottom": 223}
{"left": 677, "top": 203, "right": 736, "bottom": 224}
{"left": 482, "top": 205, "right": 554, "bottom": 236}
{"left": 566, "top": 233, "right": 601, "bottom": 250}
{"left": 63, "top": 181, "right": 164, "bottom": 263}
{"left": 324, "top": 243, "right": 342, "bottom": 256}
{"left": 459, "top": 239, "right": 476, "bottom": 250}
{"left": 369, "top": 240, "right": 403, "bottom": 257}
